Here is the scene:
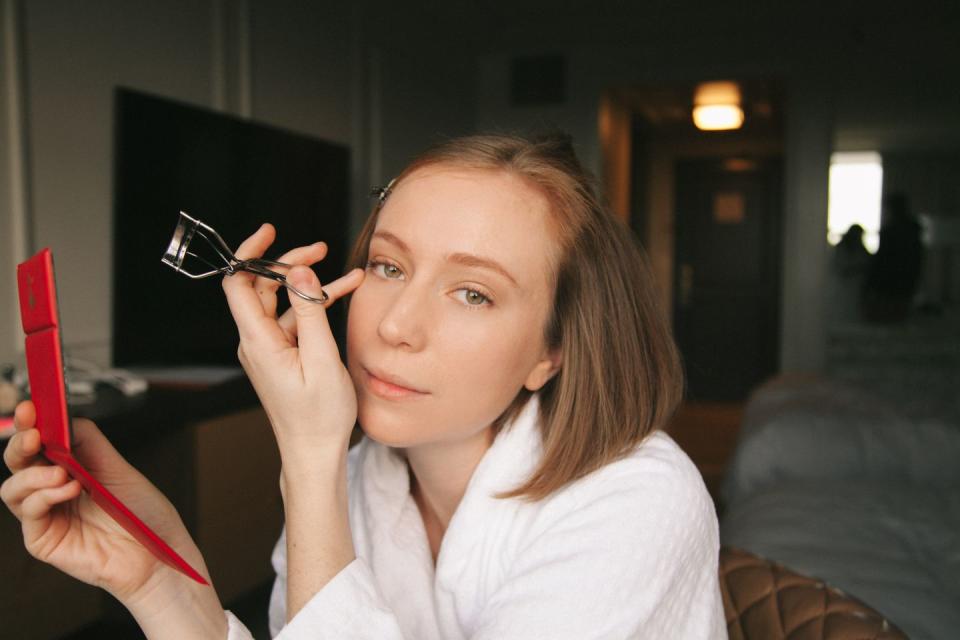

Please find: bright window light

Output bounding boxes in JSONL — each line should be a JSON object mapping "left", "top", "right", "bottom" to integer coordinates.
{"left": 827, "top": 152, "right": 883, "bottom": 253}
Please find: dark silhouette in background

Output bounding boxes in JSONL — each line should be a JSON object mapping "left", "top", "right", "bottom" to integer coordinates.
{"left": 835, "top": 224, "right": 871, "bottom": 276}
{"left": 827, "top": 223, "right": 870, "bottom": 324}
{"left": 862, "top": 193, "right": 925, "bottom": 323}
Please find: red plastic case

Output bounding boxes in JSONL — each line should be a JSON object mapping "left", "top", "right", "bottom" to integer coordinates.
{"left": 17, "top": 249, "right": 207, "bottom": 584}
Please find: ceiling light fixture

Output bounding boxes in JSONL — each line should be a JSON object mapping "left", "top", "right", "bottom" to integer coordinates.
{"left": 693, "top": 81, "right": 744, "bottom": 131}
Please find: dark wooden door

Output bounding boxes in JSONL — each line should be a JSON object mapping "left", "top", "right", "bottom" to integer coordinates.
{"left": 673, "top": 157, "right": 782, "bottom": 401}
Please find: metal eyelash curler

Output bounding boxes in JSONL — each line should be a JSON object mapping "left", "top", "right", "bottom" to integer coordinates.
{"left": 161, "top": 211, "right": 329, "bottom": 303}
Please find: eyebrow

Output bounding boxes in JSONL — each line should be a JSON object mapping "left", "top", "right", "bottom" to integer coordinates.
{"left": 371, "top": 230, "right": 520, "bottom": 288}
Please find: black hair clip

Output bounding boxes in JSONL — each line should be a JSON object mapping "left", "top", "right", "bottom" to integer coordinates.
{"left": 370, "top": 178, "right": 397, "bottom": 209}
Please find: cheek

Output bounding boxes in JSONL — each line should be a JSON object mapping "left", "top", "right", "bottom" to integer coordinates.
{"left": 355, "top": 317, "right": 538, "bottom": 447}
{"left": 431, "top": 315, "right": 542, "bottom": 403}
{"left": 345, "top": 286, "right": 378, "bottom": 367}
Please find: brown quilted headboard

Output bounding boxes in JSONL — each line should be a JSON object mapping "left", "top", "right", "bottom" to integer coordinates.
{"left": 719, "top": 547, "right": 907, "bottom": 640}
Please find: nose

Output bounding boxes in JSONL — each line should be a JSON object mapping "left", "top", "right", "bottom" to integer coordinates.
{"left": 377, "top": 282, "right": 429, "bottom": 352}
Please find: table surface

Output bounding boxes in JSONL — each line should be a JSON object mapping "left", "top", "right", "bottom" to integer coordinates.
{"left": 0, "top": 374, "right": 261, "bottom": 481}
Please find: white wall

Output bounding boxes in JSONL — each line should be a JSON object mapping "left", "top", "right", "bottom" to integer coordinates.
{"left": 377, "top": 44, "right": 477, "bottom": 180}
{"left": 0, "top": 0, "right": 476, "bottom": 368}
{"left": 19, "top": 1, "right": 216, "bottom": 366}
{"left": 1, "top": 1, "right": 25, "bottom": 368}
{"left": 779, "top": 79, "right": 833, "bottom": 372}
{"left": 477, "top": 50, "right": 601, "bottom": 175}
{"left": 248, "top": 1, "right": 353, "bottom": 142}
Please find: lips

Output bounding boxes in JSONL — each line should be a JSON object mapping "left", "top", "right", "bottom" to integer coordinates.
{"left": 363, "top": 367, "right": 429, "bottom": 398}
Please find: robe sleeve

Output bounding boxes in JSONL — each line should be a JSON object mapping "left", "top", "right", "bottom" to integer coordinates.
{"left": 225, "top": 610, "right": 256, "bottom": 640}
{"left": 261, "top": 528, "right": 404, "bottom": 639}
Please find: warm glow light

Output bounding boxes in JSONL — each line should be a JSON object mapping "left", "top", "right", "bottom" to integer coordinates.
{"left": 693, "top": 81, "right": 744, "bottom": 131}
{"left": 693, "top": 104, "right": 745, "bottom": 131}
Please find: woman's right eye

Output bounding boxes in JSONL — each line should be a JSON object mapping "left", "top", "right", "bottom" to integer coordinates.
{"left": 366, "top": 260, "right": 404, "bottom": 280}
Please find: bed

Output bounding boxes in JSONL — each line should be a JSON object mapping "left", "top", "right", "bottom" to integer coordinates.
{"left": 719, "top": 375, "right": 960, "bottom": 640}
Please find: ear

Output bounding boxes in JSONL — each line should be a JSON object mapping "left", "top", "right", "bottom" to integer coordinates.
{"left": 523, "top": 348, "right": 562, "bottom": 391}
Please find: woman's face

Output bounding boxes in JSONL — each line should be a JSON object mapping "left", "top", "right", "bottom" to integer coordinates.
{"left": 346, "top": 165, "right": 561, "bottom": 449}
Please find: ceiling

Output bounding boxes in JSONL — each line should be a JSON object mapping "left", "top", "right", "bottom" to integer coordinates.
{"left": 362, "top": 0, "right": 960, "bottom": 152}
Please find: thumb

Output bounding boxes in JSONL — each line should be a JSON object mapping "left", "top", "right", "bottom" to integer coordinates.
{"left": 71, "top": 419, "right": 147, "bottom": 485}
{"left": 286, "top": 266, "right": 338, "bottom": 363}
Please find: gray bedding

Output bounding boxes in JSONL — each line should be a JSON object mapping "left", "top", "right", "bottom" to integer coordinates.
{"left": 719, "top": 377, "right": 960, "bottom": 640}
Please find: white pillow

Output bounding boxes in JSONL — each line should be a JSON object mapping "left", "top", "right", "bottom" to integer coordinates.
{"left": 722, "top": 380, "right": 960, "bottom": 504}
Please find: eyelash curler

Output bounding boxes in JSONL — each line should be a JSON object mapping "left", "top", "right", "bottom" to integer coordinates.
{"left": 161, "top": 211, "right": 329, "bottom": 304}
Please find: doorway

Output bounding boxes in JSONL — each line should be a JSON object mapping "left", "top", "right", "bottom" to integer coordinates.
{"left": 673, "top": 157, "right": 782, "bottom": 401}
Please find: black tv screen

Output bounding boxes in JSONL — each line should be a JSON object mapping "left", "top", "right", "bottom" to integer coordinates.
{"left": 112, "top": 88, "right": 350, "bottom": 367}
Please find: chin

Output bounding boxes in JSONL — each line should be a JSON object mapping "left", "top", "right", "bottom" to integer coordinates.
{"left": 356, "top": 405, "right": 427, "bottom": 448}
{"left": 359, "top": 421, "right": 403, "bottom": 447}
{"left": 357, "top": 402, "right": 501, "bottom": 453}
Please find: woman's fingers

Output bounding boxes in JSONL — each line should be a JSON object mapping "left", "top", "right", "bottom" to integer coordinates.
{"left": 224, "top": 222, "right": 277, "bottom": 293}
{"left": 20, "top": 480, "right": 81, "bottom": 520}
{"left": 255, "top": 242, "right": 329, "bottom": 318}
{"left": 223, "top": 224, "right": 334, "bottom": 346}
{"left": 5, "top": 401, "right": 41, "bottom": 473}
{"left": 222, "top": 224, "right": 289, "bottom": 344}
{"left": 275, "top": 266, "right": 364, "bottom": 341}
{"left": 21, "top": 480, "right": 82, "bottom": 549}
{"left": 3, "top": 428, "right": 42, "bottom": 474}
{"left": 287, "top": 268, "right": 365, "bottom": 371}
{"left": 234, "top": 222, "right": 276, "bottom": 265}
{"left": 277, "top": 241, "right": 328, "bottom": 266}
{"left": 1, "top": 464, "right": 71, "bottom": 520}
{"left": 319, "top": 268, "right": 366, "bottom": 309}
{"left": 14, "top": 400, "right": 36, "bottom": 431}
{"left": 278, "top": 308, "right": 297, "bottom": 342}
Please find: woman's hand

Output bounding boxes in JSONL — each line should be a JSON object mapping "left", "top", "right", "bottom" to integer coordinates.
{"left": 223, "top": 225, "right": 362, "bottom": 622}
{"left": 1, "top": 401, "right": 227, "bottom": 638}
{"left": 221, "top": 224, "right": 364, "bottom": 463}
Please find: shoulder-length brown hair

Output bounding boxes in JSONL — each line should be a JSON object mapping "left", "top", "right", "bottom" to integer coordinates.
{"left": 347, "top": 132, "right": 683, "bottom": 501}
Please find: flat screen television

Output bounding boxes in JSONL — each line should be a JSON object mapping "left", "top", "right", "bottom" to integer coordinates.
{"left": 112, "top": 88, "right": 350, "bottom": 367}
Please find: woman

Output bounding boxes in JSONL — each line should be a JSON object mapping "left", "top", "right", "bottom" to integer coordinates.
{"left": 2, "top": 133, "right": 725, "bottom": 638}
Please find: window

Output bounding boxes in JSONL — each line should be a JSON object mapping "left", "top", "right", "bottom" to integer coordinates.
{"left": 827, "top": 152, "right": 883, "bottom": 253}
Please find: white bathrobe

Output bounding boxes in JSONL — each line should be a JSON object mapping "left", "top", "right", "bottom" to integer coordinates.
{"left": 226, "top": 397, "right": 726, "bottom": 639}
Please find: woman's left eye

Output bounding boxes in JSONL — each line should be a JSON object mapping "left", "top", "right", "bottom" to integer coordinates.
{"left": 454, "top": 288, "right": 492, "bottom": 307}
